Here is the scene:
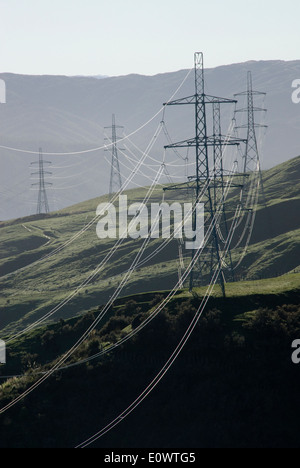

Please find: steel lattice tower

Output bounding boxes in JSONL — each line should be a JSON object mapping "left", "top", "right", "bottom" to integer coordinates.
{"left": 105, "top": 114, "right": 123, "bottom": 196}
{"left": 31, "top": 148, "right": 52, "bottom": 215}
{"left": 234, "top": 71, "right": 267, "bottom": 209}
{"left": 164, "top": 52, "right": 245, "bottom": 296}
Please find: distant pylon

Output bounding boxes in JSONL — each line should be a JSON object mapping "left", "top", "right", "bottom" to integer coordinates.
{"left": 104, "top": 114, "right": 123, "bottom": 196}
{"left": 31, "top": 148, "right": 52, "bottom": 215}
{"left": 234, "top": 71, "right": 267, "bottom": 209}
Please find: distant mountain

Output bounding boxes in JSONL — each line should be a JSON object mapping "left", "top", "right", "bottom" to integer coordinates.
{"left": 74, "top": 74, "right": 109, "bottom": 79}
{"left": 0, "top": 59, "right": 299, "bottom": 220}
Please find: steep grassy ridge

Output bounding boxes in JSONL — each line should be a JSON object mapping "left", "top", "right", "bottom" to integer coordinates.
{"left": 0, "top": 156, "right": 299, "bottom": 335}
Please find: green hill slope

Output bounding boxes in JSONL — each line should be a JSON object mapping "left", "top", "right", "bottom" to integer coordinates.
{"left": 239, "top": 155, "right": 300, "bottom": 277}
{"left": 0, "top": 156, "right": 299, "bottom": 336}
{"left": 0, "top": 275, "right": 300, "bottom": 448}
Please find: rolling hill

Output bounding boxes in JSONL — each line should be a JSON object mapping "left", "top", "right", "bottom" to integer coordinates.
{"left": 0, "top": 152, "right": 299, "bottom": 447}
{"left": 0, "top": 155, "right": 299, "bottom": 337}
{"left": 0, "top": 273, "right": 299, "bottom": 448}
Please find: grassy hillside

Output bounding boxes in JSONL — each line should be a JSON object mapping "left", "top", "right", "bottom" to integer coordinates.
{"left": 0, "top": 274, "right": 299, "bottom": 448}
{"left": 238, "top": 155, "right": 300, "bottom": 277}
{"left": 0, "top": 156, "right": 299, "bottom": 336}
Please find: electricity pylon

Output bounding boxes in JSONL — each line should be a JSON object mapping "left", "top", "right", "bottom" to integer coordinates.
{"left": 31, "top": 148, "right": 52, "bottom": 215}
{"left": 234, "top": 71, "right": 267, "bottom": 210}
{"left": 163, "top": 52, "right": 245, "bottom": 296}
{"left": 104, "top": 114, "right": 123, "bottom": 197}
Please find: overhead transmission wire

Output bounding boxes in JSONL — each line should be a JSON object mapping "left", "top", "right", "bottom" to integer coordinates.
{"left": 0, "top": 69, "right": 193, "bottom": 157}
{"left": 76, "top": 206, "right": 242, "bottom": 448}
{"left": 72, "top": 98, "right": 262, "bottom": 372}
{"left": 0, "top": 117, "right": 242, "bottom": 401}
{"left": 6, "top": 143, "right": 191, "bottom": 350}
{"left": 1, "top": 111, "right": 237, "bottom": 378}
{"left": 0, "top": 69, "right": 255, "bottom": 422}
{"left": 229, "top": 95, "right": 267, "bottom": 254}
{"left": 1, "top": 94, "right": 264, "bottom": 452}
{"left": 103, "top": 130, "right": 191, "bottom": 191}
{"left": 125, "top": 129, "right": 196, "bottom": 168}
{"left": 4, "top": 99, "right": 246, "bottom": 351}
{"left": 0, "top": 160, "right": 172, "bottom": 411}
{"left": 1, "top": 121, "right": 163, "bottom": 286}
{"left": 106, "top": 130, "right": 195, "bottom": 177}
{"left": 114, "top": 132, "right": 194, "bottom": 192}
{"left": 115, "top": 145, "right": 192, "bottom": 186}
{"left": 0, "top": 170, "right": 208, "bottom": 381}
{"left": 2, "top": 87, "right": 197, "bottom": 338}
{"left": 53, "top": 115, "right": 242, "bottom": 373}
{"left": 2, "top": 71, "right": 195, "bottom": 344}
{"left": 5, "top": 143, "right": 165, "bottom": 344}
{"left": 0, "top": 172, "right": 36, "bottom": 201}
{"left": 224, "top": 105, "right": 265, "bottom": 266}
{"left": 0, "top": 156, "right": 235, "bottom": 381}
{"left": 75, "top": 169, "right": 242, "bottom": 448}
{"left": 3, "top": 122, "right": 163, "bottom": 332}
{"left": 54, "top": 166, "right": 237, "bottom": 374}
{"left": 4, "top": 116, "right": 239, "bottom": 367}
{"left": 1, "top": 68, "right": 193, "bottom": 283}
{"left": 231, "top": 161, "right": 261, "bottom": 271}
{"left": 0, "top": 153, "right": 237, "bottom": 403}
{"left": 0, "top": 167, "right": 162, "bottom": 379}
{"left": 103, "top": 147, "right": 165, "bottom": 190}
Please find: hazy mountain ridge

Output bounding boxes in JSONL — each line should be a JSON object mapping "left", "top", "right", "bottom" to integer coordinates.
{"left": 0, "top": 59, "right": 299, "bottom": 220}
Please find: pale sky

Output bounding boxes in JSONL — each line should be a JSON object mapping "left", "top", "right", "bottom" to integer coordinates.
{"left": 1, "top": 0, "right": 300, "bottom": 77}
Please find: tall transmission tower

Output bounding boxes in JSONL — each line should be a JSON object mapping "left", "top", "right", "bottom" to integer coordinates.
{"left": 31, "top": 148, "right": 52, "bottom": 215}
{"left": 234, "top": 71, "right": 267, "bottom": 209}
{"left": 163, "top": 52, "right": 245, "bottom": 296}
{"left": 104, "top": 114, "right": 123, "bottom": 197}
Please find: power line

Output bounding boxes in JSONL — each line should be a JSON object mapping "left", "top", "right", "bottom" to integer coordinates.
{"left": 0, "top": 60, "right": 266, "bottom": 441}
{"left": 163, "top": 52, "right": 245, "bottom": 297}
{"left": 4, "top": 123, "right": 166, "bottom": 344}
{"left": 0, "top": 67, "right": 193, "bottom": 157}
{"left": 75, "top": 186, "right": 242, "bottom": 448}
{"left": 234, "top": 71, "right": 267, "bottom": 209}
